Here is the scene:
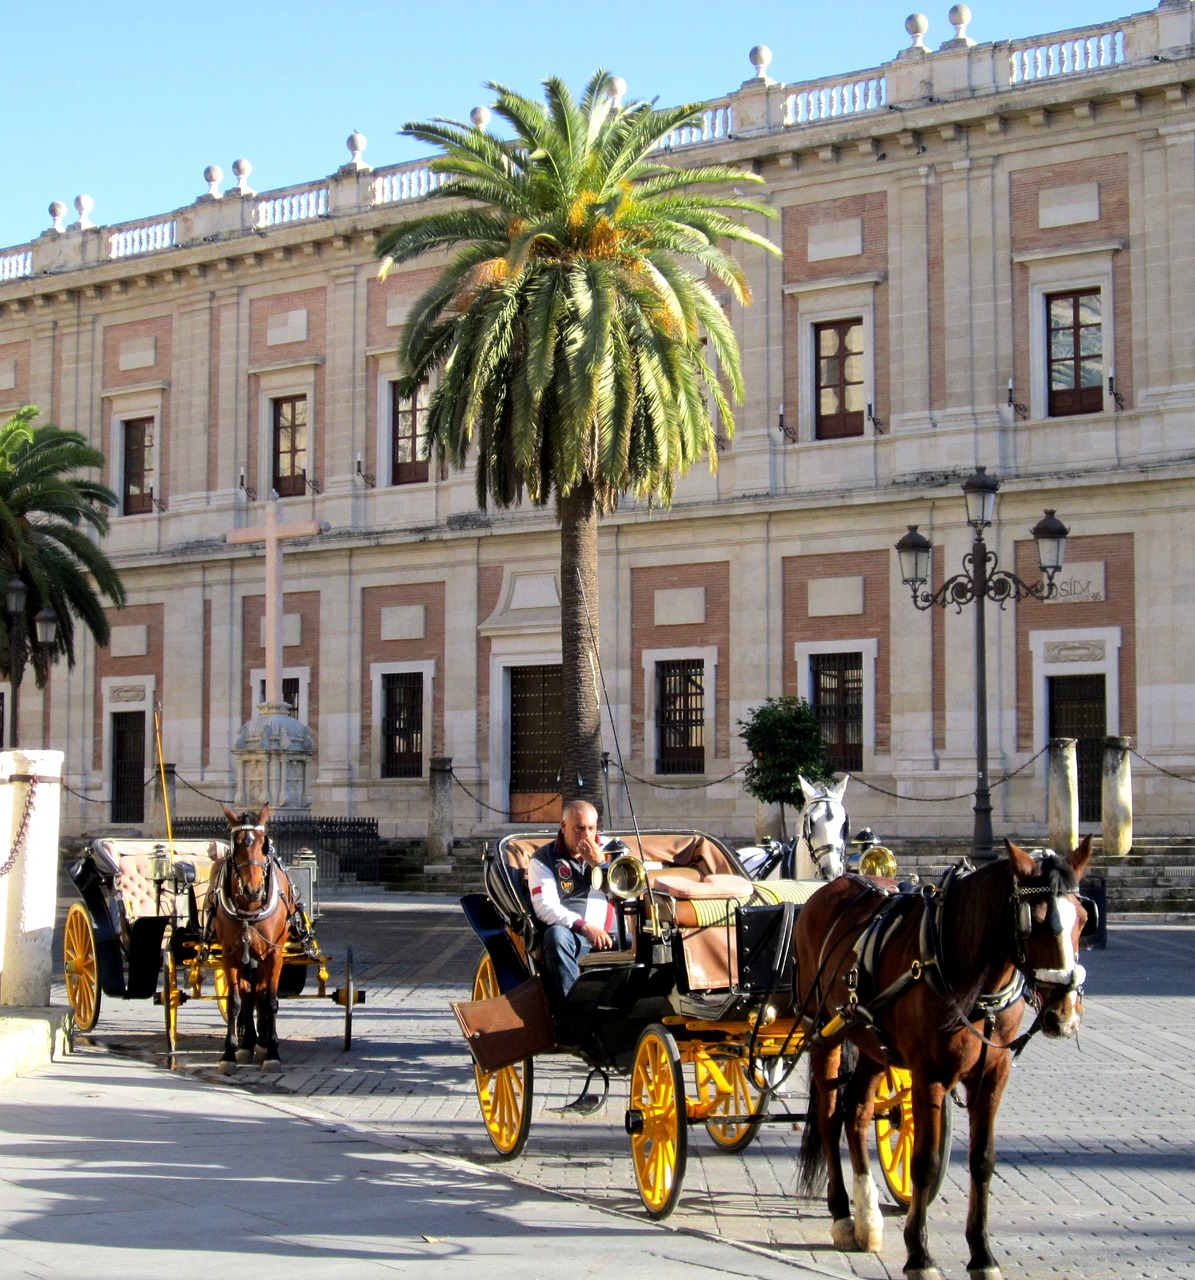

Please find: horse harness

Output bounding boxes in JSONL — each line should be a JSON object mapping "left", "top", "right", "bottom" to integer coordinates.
{"left": 817, "top": 859, "right": 1085, "bottom": 1069}
{"left": 214, "top": 823, "right": 291, "bottom": 966}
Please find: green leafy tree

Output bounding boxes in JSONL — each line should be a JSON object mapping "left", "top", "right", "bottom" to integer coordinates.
{"left": 738, "top": 696, "right": 834, "bottom": 824}
{"left": 0, "top": 407, "right": 126, "bottom": 694}
{"left": 377, "top": 71, "right": 778, "bottom": 815}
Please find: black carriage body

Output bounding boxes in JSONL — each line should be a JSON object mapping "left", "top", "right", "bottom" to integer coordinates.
{"left": 68, "top": 852, "right": 168, "bottom": 998}
{"left": 463, "top": 831, "right": 803, "bottom": 1074}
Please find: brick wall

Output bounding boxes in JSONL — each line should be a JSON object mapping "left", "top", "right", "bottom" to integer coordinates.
{"left": 782, "top": 192, "right": 890, "bottom": 434}
{"left": 240, "top": 589, "right": 321, "bottom": 726}
{"left": 1010, "top": 154, "right": 1132, "bottom": 409}
{"left": 782, "top": 549, "right": 891, "bottom": 754}
{"left": 93, "top": 603, "right": 165, "bottom": 770}
{"left": 630, "top": 562, "right": 731, "bottom": 763}
{"left": 360, "top": 580, "right": 446, "bottom": 767}
{"left": 1015, "top": 532, "right": 1136, "bottom": 750}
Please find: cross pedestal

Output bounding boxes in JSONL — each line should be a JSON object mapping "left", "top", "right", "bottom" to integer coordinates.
{"left": 225, "top": 501, "right": 328, "bottom": 814}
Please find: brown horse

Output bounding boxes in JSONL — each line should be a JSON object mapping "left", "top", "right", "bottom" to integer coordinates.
{"left": 214, "top": 804, "right": 293, "bottom": 1073}
{"left": 794, "top": 836, "right": 1093, "bottom": 1280}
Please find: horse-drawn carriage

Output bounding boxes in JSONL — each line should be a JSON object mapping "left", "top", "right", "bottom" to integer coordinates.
{"left": 454, "top": 826, "right": 940, "bottom": 1219}
{"left": 62, "top": 822, "right": 362, "bottom": 1058}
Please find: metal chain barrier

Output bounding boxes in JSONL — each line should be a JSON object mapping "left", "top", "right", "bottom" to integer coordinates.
{"left": 0, "top": 779, "right": 39, "bottom": 878}
{"left": 450, "top": 769, "right": 560, "bottom": 823}
{"left": 849, "top": 744, "right": 1050, "bottom": 802}
{"left": 60, "top": 780, "right": 105, "bottom": 803}
{"left": 174, "top": 772, "right": 234, "bottom": 806}
{"left": 1130, "top": 746, "right": 1195, "bottom": 785}
{"left": 611, "top": 761, "right": 747, "bottom": 791}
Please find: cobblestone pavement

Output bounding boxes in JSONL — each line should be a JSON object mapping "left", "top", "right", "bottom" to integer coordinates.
{"left": 54, "top": 891, "right": 1195, "bottom": 1280}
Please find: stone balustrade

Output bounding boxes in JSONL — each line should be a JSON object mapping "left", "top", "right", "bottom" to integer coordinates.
{"left": 0, "top": 6, "right": 1183, "bottom": 267}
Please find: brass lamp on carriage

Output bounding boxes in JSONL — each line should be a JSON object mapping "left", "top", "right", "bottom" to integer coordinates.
{"left": 895, "top": 468, "right": 1069, "bottom": 858}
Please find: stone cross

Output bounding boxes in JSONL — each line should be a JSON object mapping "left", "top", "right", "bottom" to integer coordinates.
{"left": 226, "top": 501, "right": 329, "bottom": 712}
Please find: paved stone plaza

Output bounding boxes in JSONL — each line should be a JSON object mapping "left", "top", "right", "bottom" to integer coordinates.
{"left": 49, "top": 893, "right": 1195, "bottom": 1279}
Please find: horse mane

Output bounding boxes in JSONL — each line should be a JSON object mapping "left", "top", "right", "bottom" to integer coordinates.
{"left": 938, "top": 859, "right": 1016, "bottom": 1030}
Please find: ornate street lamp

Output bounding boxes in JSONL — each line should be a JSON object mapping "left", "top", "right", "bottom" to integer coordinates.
{"left": 3, "top": 575, "right": 59, "bottom": 749}
{"left": 895, "top": 468, "right": 1069, "bottom": 857}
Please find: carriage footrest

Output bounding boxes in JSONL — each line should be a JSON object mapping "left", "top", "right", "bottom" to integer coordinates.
{"left": 332, "top": 988, "right": 366, "bottom": 1007}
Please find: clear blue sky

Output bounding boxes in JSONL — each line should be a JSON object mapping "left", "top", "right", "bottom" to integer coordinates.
{"left": 2, "top": 0, "right": 1139, "bottom": 251}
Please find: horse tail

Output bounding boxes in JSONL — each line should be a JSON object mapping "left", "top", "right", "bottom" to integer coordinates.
{"left": 797, "top": 1067, "right": 827, "bottom": 1197}
{"left": 797, "top": 1039, "right": 857, "bottom": 1198}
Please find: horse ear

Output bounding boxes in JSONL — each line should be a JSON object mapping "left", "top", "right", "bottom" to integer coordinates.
{"left": 1004, "top": 836, "right": 1037, "bottom": 880}
{"left": 830, "top": 775, "right": 848, "bottom": 800}
{"left": 1067, "top": 834, "right": 1094, "bottom": 882}
{"left": 223, "top": 805, "right": 239, "bottom": 826}
{"left": 258, "top": 803, "right": 271, "bottom": 827}
{"left": 799, "top": 775, "right": 816, "bottom": 803}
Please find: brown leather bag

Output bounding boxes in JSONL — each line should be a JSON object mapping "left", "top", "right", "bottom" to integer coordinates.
{"left": 452, "top": 975, "right": 556, "bottom": 1072}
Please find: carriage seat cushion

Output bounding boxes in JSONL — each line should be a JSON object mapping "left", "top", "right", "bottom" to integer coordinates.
{"left": 92, "top": 839, "right": 226, "bottom": 924}
{"left": 652, "top": 873, "right": 753, "bottom": 900}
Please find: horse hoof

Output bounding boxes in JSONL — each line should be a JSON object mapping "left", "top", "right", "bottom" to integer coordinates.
{"left": 831, "top": 1218, "right": 856, "bottom": 1250}
{"left": 260, "top": 1059, "right": 281, "bottom": 1074}
{"left": 219, "top": 1060, "right": 237, "bottom": 1076}
{"left": 968, "top": 1270, "right": 1002, "bottom": 1280}
{"left": 906, "top": 1270, "right": 943, "bottom": 1280}
{"left": 254, "top": 1045, "right": 268, "bottom": 1063}
{"left": 235, "top": 1049, "right": 254, "bottom": 1064}
{"left": 855, "top": 1223, "right": 883, "bottom": 1252}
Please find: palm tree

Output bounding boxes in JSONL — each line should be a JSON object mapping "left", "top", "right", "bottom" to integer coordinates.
{"left": 0, "top": 407, "right": 125, "bottom": 742}
{"left": 377, "top": 72, "right": 778, "bottom": 816}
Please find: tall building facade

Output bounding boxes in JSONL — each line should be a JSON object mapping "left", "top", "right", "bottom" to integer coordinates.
{"left": 1, "top": 3, "right": 1193, "bottom": 840}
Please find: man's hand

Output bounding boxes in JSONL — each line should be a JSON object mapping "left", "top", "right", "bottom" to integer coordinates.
{"left": 574, "top": 837, "right": 603, "bottom": 868}
{"left": 577, "top": 921, "right": 615, "bottom": 950}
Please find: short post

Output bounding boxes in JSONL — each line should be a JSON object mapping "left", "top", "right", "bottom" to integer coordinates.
{"left": 1102, "top": 736, "right": 1133, "bottom": 857}
{"left": 1047, "top": 737, "right": 1079, "bottom": 854}
{"left": 0, "top": 750, "right": 64, "bottom": 1007}
{"left": 428, "top": 756, "right": 454, "bottom": 863}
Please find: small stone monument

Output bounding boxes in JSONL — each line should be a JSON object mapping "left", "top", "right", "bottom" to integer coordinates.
{"left": 226, "top": 500, "right": 328, "bottom": 815}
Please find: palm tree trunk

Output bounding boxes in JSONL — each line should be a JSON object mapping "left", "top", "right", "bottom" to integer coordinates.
{"left": 559, "top": 477, "right": 604, "bottom": 819}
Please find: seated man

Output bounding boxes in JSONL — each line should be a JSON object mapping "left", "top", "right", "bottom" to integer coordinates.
{"left": 527, "top": 799, "right": 616, "bottom": 1012}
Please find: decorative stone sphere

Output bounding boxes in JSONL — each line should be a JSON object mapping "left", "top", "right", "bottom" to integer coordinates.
{"left": 906, "top": 13, "right": 929, "bottom": 42}
{"left": 48, "top": 200, "right": 67, "bottom": 219}
{"left": 204, "top": 164, "right": 223, "bottom": 185}
{"left": 347, "top": 131, "right": 366, "bottom": 155}
{"left": 749, "top": 45, "right": 773, "bottom": 76}
{"left": 233, "top": 158, "right": 252, "bottom": 180}
{"left": 609, "top": 76, "right": 627, "bottom": 104}
{"left": 469, "top": 105, "right": 491, "bottom": 130}
{"left": 948, "top": 3, "right": 971, "bottom": 27}
{"left": 74, "top": 193, "right": 94, "bottom": 216}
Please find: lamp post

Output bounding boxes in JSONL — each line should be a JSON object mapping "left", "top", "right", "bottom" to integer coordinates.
{"left": 895, "top": 468, "right": 1069, "bottom": 857}
{"left": 4, "top": 574, "right": 59, "bottom": 749}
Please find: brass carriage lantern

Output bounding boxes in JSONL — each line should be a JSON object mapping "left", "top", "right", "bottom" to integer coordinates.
{"left": 895, "top": 469, "right": 1069, "bottom": 858}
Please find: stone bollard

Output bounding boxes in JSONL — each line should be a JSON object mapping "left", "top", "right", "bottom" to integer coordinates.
{"left": 428, "top": 756, "right": 454, "bottom": 863}
{"left": 152, "top": 762, "right": 177, "bottom": 829}
{"left": 1047, "top": 737, "right": 1079, "bottom": 854}
{"left": 0, "top": 750, "right": 65, "bottom": 1007}
{"left": 1102, "top": 736, "right": 1133, "bottom": 857}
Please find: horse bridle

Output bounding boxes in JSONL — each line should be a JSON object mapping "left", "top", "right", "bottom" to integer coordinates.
{"left": 220, "top": 823, "right": 281, "bottom": 922}
{"left": 802, "top": 798, "right": 849, "bottom": 874}
{"left": 1011, "top": 869, "right": 1087, "bottom": 998}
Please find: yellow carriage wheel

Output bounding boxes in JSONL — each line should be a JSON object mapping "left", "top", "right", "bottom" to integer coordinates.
{"left": 213, "top": 964, "right": 230, "bottom": 1023}
{"left": 696, "top": 1051, "right": 768, "bottom": 1153}
{"left": 162, "top": 949, "right": 182, "bottom": 1054}
{"left": 627, "top": 1023, "right": 688, "bottom": 1219}
{"left": 874, "top": 1065, "right": 952, "bottom": 1206}
{"left": 471, "top": 952, "right": 534, "bottom": 1159}
{"left": 63, "top": 903, "right": 101, "bottom": 1032}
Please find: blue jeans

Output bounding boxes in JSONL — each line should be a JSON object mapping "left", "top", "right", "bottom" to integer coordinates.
{"left": 541, "top": 924, "right": 592, "bottom": 1009}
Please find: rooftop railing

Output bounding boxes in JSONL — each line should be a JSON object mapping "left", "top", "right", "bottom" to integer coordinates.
{"left": 0, "top": 10, "right": 1163, "bottom": 268}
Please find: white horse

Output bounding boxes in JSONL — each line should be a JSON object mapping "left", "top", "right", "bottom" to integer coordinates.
{"left": 739, "top": 775, "right": 850, "bottom": 881}
{"left": 792, "top": 774, "right": 850, "bottom": 880}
